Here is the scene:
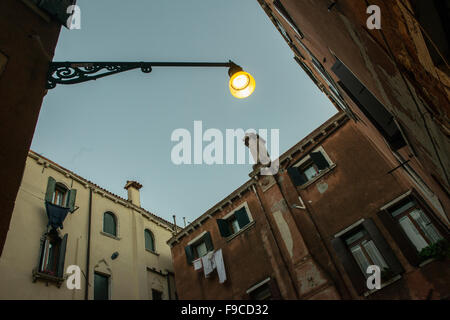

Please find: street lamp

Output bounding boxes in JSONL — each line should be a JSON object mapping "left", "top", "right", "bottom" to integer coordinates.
{"left": 46, "top": 60, "right": 255, "bottom": 98}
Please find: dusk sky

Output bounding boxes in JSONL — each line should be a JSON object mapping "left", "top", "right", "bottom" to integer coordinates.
{"left": 31, "top": 0, "right": 337, "bottom": 224}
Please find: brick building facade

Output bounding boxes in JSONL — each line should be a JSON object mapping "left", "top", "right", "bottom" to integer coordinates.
{"left": 168, "top": 113, "right": 450, "bottom": 300}
{"left": 256, "top": 0, "right": 450, "bottom": 222}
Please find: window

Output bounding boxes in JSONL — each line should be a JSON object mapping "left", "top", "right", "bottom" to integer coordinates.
{"left": 45, "top": 176, "right": 77, "bottom": 212}
{"left": 410, "top": 0, "right": 450, "bottom": 68}
{"left": 246, "top": 277, "right": 281, "bottom": 300}
{"left": 331, "top": 58, "right": 407, "bottom": 151}
{"left": 331, "top": 219, "right": 403, "bottom": 295}
{"left": 271, "top": 14, "right": 292, "bottom": 43}
{"left": 184, "top": 231, "right": 214, "bottom": 264}
{"left": 287, "top": 148, "right": 333, "bottom": 187}
{"left": 273, "top": 0, "right": 304, "bottom": 39}
{"left": 216, "top": 206, "right": 252, "bottom": 238}
{"left": 152, "top": 289, "right": 163, "bottom": 300}
{"left": 36, "top": 231, "right": 68, "bottom": 280}
{"left": 53, "top": 183, "right": 68, "bottom": 207}
{"left": 378, "top": 191, "right": 448, "bottom": 266}
{"left": 145, "top": 229, "right": 155, "bottom": 252}
{"left": 30, "top": 0, "right": 77, "bottom": 28}
{"left": 103, "top": 212, "right": 117, "bottom": 237}
{"left": 94, "top": 272, "right": 110, "bottom": 300}
{"left": 344, "top": 228, "right": 389, "bottom": 277}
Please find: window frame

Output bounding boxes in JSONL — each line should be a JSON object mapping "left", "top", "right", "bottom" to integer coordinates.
{"left": 216, "top": 202, "right": 255, "bottom": 240}
{"left": 289, "top": 146, "right": 335, "bottom": 188}
{"left": 378, "top": 189, "right": 449, "bottom": 266}
{"left": 102, "top": 211, "right": 118, "bottom": 238}
{"left": 272, "top": 0, "right": 304, "bottom": 39}
{"left": 185, "top": 231, "right": 214, "bottom": 264}
{"left": 94, "top": 271, "right": 110, "bottom": 300}
{"left": 144, "top": 229, "right": 156, "bottom": 253}
{"left": 332, "top": 218, "right": 404, "bottom": 295}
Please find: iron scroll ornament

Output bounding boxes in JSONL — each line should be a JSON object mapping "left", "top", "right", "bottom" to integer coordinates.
{"left": 46, "top": 62, "right": 153, "bottom": 89}
{"left": 46, "top": 61, "right": 235, "bottom": 89}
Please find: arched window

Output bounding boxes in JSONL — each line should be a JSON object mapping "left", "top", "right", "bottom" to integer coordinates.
{"left": 145, "top": 229, "right": 155, "bottom": 252}
{"left": 103, "top": 212, "right": 117, "bottom": 237}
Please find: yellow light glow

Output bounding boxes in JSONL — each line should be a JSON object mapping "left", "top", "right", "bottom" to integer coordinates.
{"left": 229, "top": 71, "right": 255, "bottom": 99}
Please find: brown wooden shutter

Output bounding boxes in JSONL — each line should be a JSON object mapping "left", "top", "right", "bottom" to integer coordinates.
{"left": 378, "top": 209, "right": 422, "bottom": 266}
{"left": 362, "top": 219, "right": 404, "bottom": 275}
{"left": 331, "top": 237, "right": 367, "bottom": 295}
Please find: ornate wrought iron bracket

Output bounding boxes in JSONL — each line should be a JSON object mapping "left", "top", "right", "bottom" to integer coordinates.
{"left": 46, "top": 61, "right": 235, "bottom": 89}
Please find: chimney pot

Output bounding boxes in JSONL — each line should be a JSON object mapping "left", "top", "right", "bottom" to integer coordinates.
{"left": 124, "top": 181, "right": 143, "bottom": 207}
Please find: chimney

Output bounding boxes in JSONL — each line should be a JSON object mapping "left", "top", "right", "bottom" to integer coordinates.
{"left": 244, "top": 133, "right": 271, "bottom": 166}
{"left": 124, "top": 181, "right": 143, "bottom": 207}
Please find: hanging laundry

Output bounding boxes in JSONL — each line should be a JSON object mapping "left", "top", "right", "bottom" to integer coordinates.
{"left": 201, "top": 251, "right": 215, "bottom": 278}
{"left": 193, "top": 258, "right": 203, "bottom": 271}
{"left": 214, "top": 249, "right": 227, "bottom": 284}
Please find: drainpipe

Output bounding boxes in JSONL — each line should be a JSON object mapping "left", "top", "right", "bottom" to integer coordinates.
{"left": 251, "top": 183, "right": 300, "bottom": 299}
{"left": 166, "top": 270, "right": 171, "bottom": 300}
{"left": 85, "top": 188, "right": 93, "bottom": 300}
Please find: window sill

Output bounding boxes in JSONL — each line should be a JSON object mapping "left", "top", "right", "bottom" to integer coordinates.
{"left": 225, "top": 221, "right": 256, "bottom": 243}
{"left": 363, "top": 274, "right": 402, "bottom": 297}
{"left": 100, "top": 231, "right": 121, "bottom": 240}
{"left": 32, "top": 268, "right": 65, "bottom": 288}
{"left": 298, "top": 164, "right": 336, "bottom": 189}
{"left": 146, "top": 249, "right": 160, "bottom": 256}
{"left": 419, "top": 258, "right": 437, "bottom": 268}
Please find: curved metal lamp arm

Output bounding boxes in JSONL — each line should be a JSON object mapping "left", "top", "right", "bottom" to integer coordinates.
{"left": 46, "top": 61, "right": 238, "bottom": 89}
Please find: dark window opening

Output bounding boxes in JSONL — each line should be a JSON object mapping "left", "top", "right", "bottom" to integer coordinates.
{"left": 287, "top": 151, "right": 331, "bottom": 187}
{"left": 152, "top": 289, "right": 163, "bottom": 300}
{"left": 94, "top": 272, "right": 109, "bottom": 300}
{"left": 145, "top": 229, "right": 155, "bottom": 252}
{"left": 331, "top": 219, "right": 404, "bottom": 294}
{"left": 216, "top": 207, "right": 251, "bottom": 238}
{"left": 184, "top": 232, "right": 214, "bottom": 264}
{"left": 378, "top": 191, "right": 449, "bottom": 266}
{"left": 37, "top": 231, "right": 68, "bottom": 279}
{"left": 103, "top": 212, "right": 117, "bottom": 237}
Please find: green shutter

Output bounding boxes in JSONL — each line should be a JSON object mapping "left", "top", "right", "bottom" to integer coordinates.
{"left": 45, "top": 177, "right": 56, "bottom": 203}
{"left": 203, "top": 232, "right": 214, "bottom": 252}
{"left": 310, "top": 152, "right": 330, "bottom": 171}
{"left": 68, "top": 189, "right": 77, "bottom": 212}
{"left": 185, "top": 245, "right": 194, "bottom": 264}
{"left": 57, "top": 234, "right": 68, "bottom": 278}
{"left": 235, "top": 207, "right": 251, "bottom": 228}
{"left": 287, "top": 167, "right": 307, "bottom": 186}
{"left": 217, "top": 219, "right": 231, "bottom": 238}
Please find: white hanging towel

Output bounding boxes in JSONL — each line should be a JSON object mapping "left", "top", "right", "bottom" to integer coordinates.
{"left": 202, "top": 251, "right": 215, "bottom": 278}
{"left": 214, "top": 249, "right": 227, "bottom": 284}
{"left": 193, "top": 258, "right": 203, "bottom": 271}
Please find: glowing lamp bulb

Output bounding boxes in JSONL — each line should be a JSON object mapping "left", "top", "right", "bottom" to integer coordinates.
{"left": 229, "top": 71, "right": 255, "bottom": 99}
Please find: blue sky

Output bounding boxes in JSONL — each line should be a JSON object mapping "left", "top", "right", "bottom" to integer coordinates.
{"left": 32, "top": 0, "right": 337, "bottom": 224}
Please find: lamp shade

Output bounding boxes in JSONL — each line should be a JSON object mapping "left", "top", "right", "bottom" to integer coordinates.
{"left": 229, "top": 71, "right": 255, "bottom": 99}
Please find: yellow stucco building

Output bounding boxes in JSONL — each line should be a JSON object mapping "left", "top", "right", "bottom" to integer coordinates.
{"left": 0, "top": 150, "right": 177, "bottom": 300}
